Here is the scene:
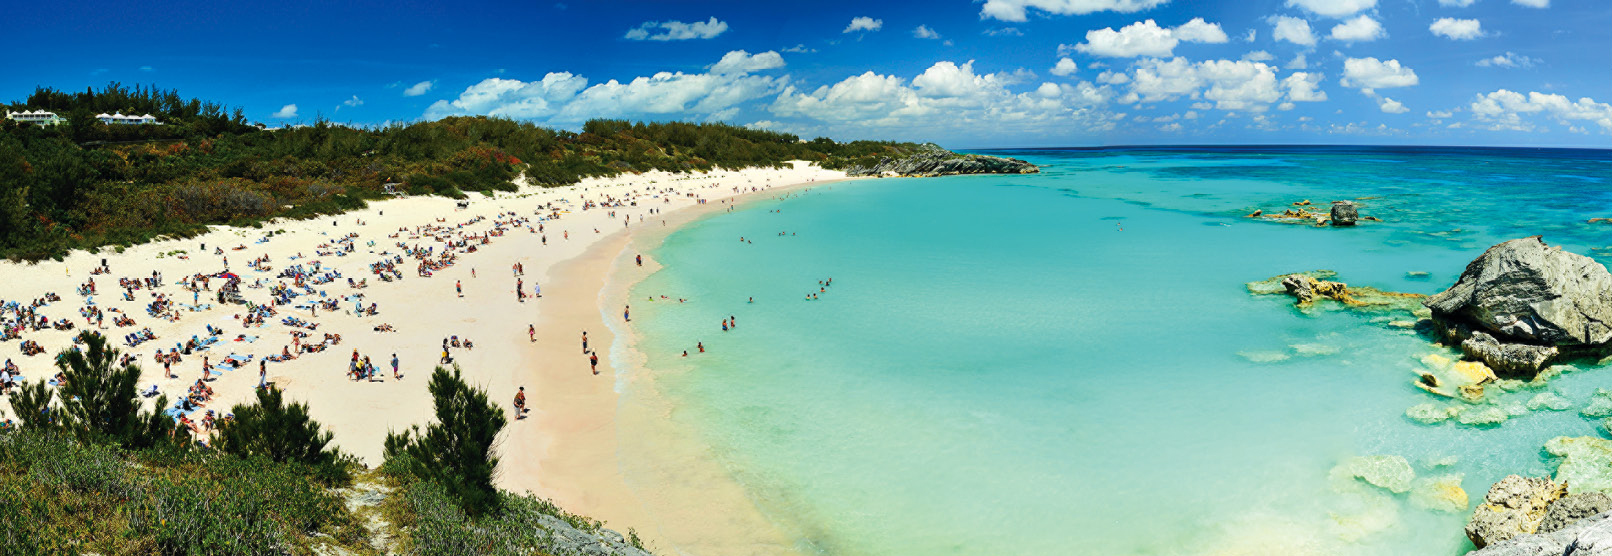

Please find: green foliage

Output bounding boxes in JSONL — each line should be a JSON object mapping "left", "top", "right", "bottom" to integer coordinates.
{"left": 9, "top": 378, "right": 55, "bottom": 430}
{"left": 383, "top": 365, "right": 507, "bottom": 517}
{"left": 391, "top": 479, "right": 622, "bottom": 556}
{"left": 52, "top": 331, "right": 176, "bottom": 447}
{"left": 1, "top": 83, "right": 922, "bottom": 261}
{"left": 215, "top": 386, "right": 342, "bottom": 477}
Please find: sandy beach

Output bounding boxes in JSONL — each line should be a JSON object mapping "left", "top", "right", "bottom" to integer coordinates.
{"left": 0, "top": 162, "right": 852, "bottom": 555}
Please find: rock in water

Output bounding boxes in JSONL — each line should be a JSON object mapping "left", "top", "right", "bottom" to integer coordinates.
{"left": 1546, "top": 436, "right": 1612, "bottom": 494}
{"left": 1541, "top": 493, "right": 1612, "bottom": 533}
{"left": 1340, "top": 455, "right": 1417, "bottom": 493}
{"left": 845, "top": 144, "right": 1039, "bottom": 177}
{"left": 1467, "top": 475, "right": 1568, "bottom": 548}
{"left": 1413, "top": 474, "right": 1471, "bottom": 513}
{"left": 1281, "top": 273, "right": 1348, "bottom": 306}
{"left": 1331, "top": 201, "right": 1359, "bottom": 226}
{"left": 1468, "top": 510, "right": 1612, "bottom": 556}
{"left": 1424, "top": 237, "right": 1612, "bottom": 376}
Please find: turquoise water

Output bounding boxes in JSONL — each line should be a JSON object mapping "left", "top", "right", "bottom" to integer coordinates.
{"left": 624, "top": 147, "right": 1612, "bottom": 556}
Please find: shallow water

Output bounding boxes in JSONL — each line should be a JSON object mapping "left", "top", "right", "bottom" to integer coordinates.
{"left": 622, "top": 147, "right": 1612, "bottom": 556}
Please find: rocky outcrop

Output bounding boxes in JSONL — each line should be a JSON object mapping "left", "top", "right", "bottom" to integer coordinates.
{"left": 1331, "top": 201, "right": 1359, "bottom": 226}
{"left": 1467, "top": 475, "right": 1568, "bottom": 549}
{"left": 1469, "top": 510, "right": 1612, "bottom": 556}
{"left": 845, "top": 145, "right": 1038, "bottom": 177}
{"left": 1248, "top": 270, "right": 1427, "bottom": 313}
{"left": 1424, "top": 237, "right": 1612, "bottom": 377}
{"left": 1282, "top": 274, "right": 1349, "bottom": 306}
{"left": 1542, "top": 493, "right": 1612, "bottom": 534}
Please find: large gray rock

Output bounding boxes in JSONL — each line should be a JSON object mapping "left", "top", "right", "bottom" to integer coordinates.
{"left": 1470, "top": 511, "right": 1612, "bottom": 556}
{"left": 1467, "top": 475, "right": 1568, "bottom": 549}
{"left": 1330, "top": 201, "right": 1359, "bottom": 226}
{"left": 1543, "top": 493, "right": 1612, "bottom": 534}
{"left": 846, "top": 144, "right": 1038, "bottom": 177}
{"left": 1425, "top": 237, "right": 1612, "bottom": 375}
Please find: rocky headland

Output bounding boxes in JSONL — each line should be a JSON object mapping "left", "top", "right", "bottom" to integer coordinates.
{"left": 845, "top": 144, "right": 1039, "bottom": 177}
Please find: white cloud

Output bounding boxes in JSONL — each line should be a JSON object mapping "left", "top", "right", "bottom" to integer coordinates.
{"left": 914, "top": 25, "right": 941, "bottom": 39}
{"left": 979, "top": 0, "right": 1172, "bottom": 22}
{"left": 1096, "top": 70, "right": 1130, "bottom": 84}
{"left": 1283, "top": 72, "right": 1328, "bottom": 101}
{"left": 1439, "top": 0, "right": 1476, "bottom": 6}
{"left": 1379, "top": 97, "right": 1409, "bottom": 113}
{"left": 271, "top": 104, "right": 298, "bottom": 119}
{"left": 1243, "top": 29, "right": 1258, "bottom": 42}
{"left": 341, "top": 95, "right": 364, "bottom": 107}
{"left": 1476, "top": 52, "right": 1540, "bottom": 68}
{"left": 1051, "top": 57, "right": 1080, "bottom": 76}
{"left": 1173, "top": 18, "right": 1230, "bottom": 43}
{"left": 984, "top": 27, "right": 1025, "bottom": 36}
{"left": 403, "top": 80, "right": 435, "bottom": 96}
{"left": 425, "top": 52, "right": 783, "bottom": 123}
{"left": 1427, "top": 110, "right": 1454, "bottom": 118}
{"left": 1286, "top": 53, "right": 1309, "bottom": 69}
{"left": 1075, "top": 18, "right": 1228, "bottom": 58}
{"left": 782, "top": 44, "right": 816, "bottom": 53}
{"left": 1430, "top": 18, "right": 1484, "bottom": 40}
{"left": 1469, "top": 89, "right": 1612, "bottom": 132}
{"left": 1269, "top": 16, "right": 1316, "bottom": 46}
{"left": 1341, "top": 57, "right": 1419, "bottom": 93}
{"left": 1329, "top": 15, "right": 1385, "bottom": 42}
{"left": 1511, "top": 0, "right": 1548, "bottom": 7}
{"left": 625, "top": 17, "right": 728, "bottom": 41}
{"left": 710, "top": 50, "right": 786, "bottom": 74}
{"left": 844, "top": 17, "right": 883, "bottom": 33}
{"left": 1242, "top": 50, "right": 1275, "bottom": 62}
{"left": 1286, "top": 0, "right": 1376, "bottom": 18}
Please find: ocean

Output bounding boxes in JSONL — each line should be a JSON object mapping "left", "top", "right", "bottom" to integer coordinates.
{"left": 620, "top": 146, "right": 1612, "bottom": 556}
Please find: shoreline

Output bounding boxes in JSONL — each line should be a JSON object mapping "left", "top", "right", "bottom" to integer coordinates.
{"left": 502, "top": 175, "right": 860, "bottom": 556}
{"left": 0, "top": 163, "right": 849, "bottom": 556}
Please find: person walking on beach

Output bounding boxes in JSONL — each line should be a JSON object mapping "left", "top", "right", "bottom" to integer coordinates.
{"left": 581, "top": 331, "right": 588, "bottom": 353}
{"left": 258, "top": 360, "right": 267, "bottom": 390}
{"left": 456, "top": 280, "right": 463, "bottom": 298}
{"left": 391, "top": 354, "right": 400, "bottom": 379}
{"left": 636, "top": 254, "right": 642, "bottom": 267}
{"left": 514, "top": 387, "right": 526, "bottom": 419}
{"left": 623, "top": 305, "right": 630, "bottom": 322}
{"left": 529, "top": 325, "right": 536, "bottom": 343}
{"left": 589, "top": 352, "right": 599, "bottom": 375}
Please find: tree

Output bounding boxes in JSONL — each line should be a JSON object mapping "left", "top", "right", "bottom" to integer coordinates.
{"left": 215, "top": 386, "right": 337, "bottom": 467}
{"left": 8, "top": 379, "right": 55, "bottom": 430}
{"left": 54, "top": 331, "right": 173, "bottom": 446}
{"left": 383, "top": 365, "right": 507, "bottom": 516}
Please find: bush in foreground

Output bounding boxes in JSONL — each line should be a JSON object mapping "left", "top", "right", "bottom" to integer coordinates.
{"left": 384, "top": 364, "right": 507, "bottom": 516}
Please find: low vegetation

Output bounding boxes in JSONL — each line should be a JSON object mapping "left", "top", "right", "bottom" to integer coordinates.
{"left": 0, "top": 82, "right": 922, "bottom": 261}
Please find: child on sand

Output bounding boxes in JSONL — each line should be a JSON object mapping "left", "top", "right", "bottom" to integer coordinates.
{"left": 514, "top": 387, "right": 526, "bottom": 419}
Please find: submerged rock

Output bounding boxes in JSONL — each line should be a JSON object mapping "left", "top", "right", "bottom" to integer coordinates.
{"left": 1339, "top": 455, "right": 1416, "bottom": 493}
{"left": 1459, "top": 406, "right": 1511, "bottom": 426}
{"left": 1546, "top": 436, "right": 1612, "bottom": 495}
{"left": 1466, "top": 475, "right": 1568, "bottom": 549}
{"left": 1425, "top": 237, "right": 1612, "bottom": 377}
{"left": 1584, "top": 390, "right": 1612, "bottom": 418}
{"left": 1407, "top": 402, "right": 1463, "bottom": 424}
{"left": 1249, "top": 270, "right": 1426, "bottom": 313}
{"left": 845, "top": 144, "right": 1039, "bottom": 177}
{"left": 1412, "top": 474, "right": 1470, "bottom": 513}
{"left": 1526, "top": 392, "right": 1574, "bottom": 412}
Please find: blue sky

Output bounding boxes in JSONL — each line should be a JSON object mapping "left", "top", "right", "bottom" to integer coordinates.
{"left": 5, "top": 0, "right": 1609, "bottom": 148}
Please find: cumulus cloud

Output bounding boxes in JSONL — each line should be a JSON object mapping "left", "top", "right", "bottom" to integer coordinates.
{"left": 1469, "top": 89, "right": 1612, "bottom": 131}
{"left": 424, "top": 51, "right": 784, "bottom": 123}
{"left": 1511, "top": 0, "right": 1548, "bottom": 7}
{"left": 844, "top": 17, "right": 883, "bottom": 33}
{"left": 1075, "top": 18, "right": 1228, "bottom": 58}
{"left": 914, "top": 25, "right": 941, "bottom": 39}
{"left": 984, "top": 27, "right": 1025, "bottom": 36}
{"left": 1341, "top": 57, "right": 1419, "bottom": 93}
{"left": 979, "top": 0, "right": 1172, "bottom": 22}
{"left": 782, "top": 44, "right": 816, "bottom": 53}
{"left": 1269, "top": 16, "right": 1316, "bottom": 46}
{"left": 1439, "top": 0, "right": 1476, "bottom": 5}
{"left": 403, "top": 80, "right": 435, "bottom": 96}
{"left": 1286, "top": 0, "right": 1376, "bottom": 18}
{"left": 1430, "top": 18, "right": 1484, "bottom": 40}
{"left": 1286, "top": 53, "right": 1309, "bottom": 69}
{"left": 1476, "top": 52, "right": 1540, "bottom": 68}
{"left": 341, "top": 95, "right": 364, "bottom": 108}
{"left": 709, "top": 50, "right": 786, "bottom": 74}
{"left": 625, "top": 17, "right": 728, "bottom": 41}
{"left": 1379, "top": 97, "right": 1409, "bottom": 113}
{"left": 271, "top": 104, "right": 298, "bottom": 118}
{"left": 1242, "top": 50, "right": 1275, "bottom": 62}
{"left": 1051, "top": 57, "right": 1080, "bottom": 76}
{"left": 1283, "top": 72, "right": 1328, "bottom": 101}
{"left": 1121, "top": 57, "right": 1319, "bottom": 111}
{"left": 1330, "top": 15, "right": 1385, "bottom": 42}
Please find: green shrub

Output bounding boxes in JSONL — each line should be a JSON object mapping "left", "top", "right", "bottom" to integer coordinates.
{"left": 383, "top": 365, "right": 507, "bottom": 517}
{"left": 214, "top": 387, "right": 340, "bottom": 475}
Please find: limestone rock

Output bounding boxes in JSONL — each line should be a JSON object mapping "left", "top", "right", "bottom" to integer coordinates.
{"left": 1526, "top": 392, "right": 1575, "bottom": 412}
{"left": 1407, "top": 402, "right": 1462, "bottom": 424}
{"left": 1542, "top": 493, "right": 1612, "bottom": 533}
{"left": 1459, "top": 406, "right": 1511, "bottom": 426}
{"left": 845, "top": 144, "right": 1039, "bottom": 177}
{"left": 1466, "top": 475, "right": 1568, "bottom": 549}
{"left": 1341, "top": 455, "right": 1416, "bottom": 493}
{"left": 1331, "top": 201, "right": 1359, "bottom": 226}
{"left": 1425, "top": 237, "right": 1612, "bottom": 375}
{"left": 1584, "top": 390, "right": 1612, "bottom": 418}
{"left": 1468, "top": 510, "right": 1612, "bottom": 556}
{"left": 1283, "top": 273, "right": 1348, "bottom": 306}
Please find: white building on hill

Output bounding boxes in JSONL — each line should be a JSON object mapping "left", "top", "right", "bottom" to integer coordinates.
{"left": 5, "top": 110, "right": 66, "bottom": 126}
{"left": 96, "top": 112, "right": 159, "bottom": 125}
